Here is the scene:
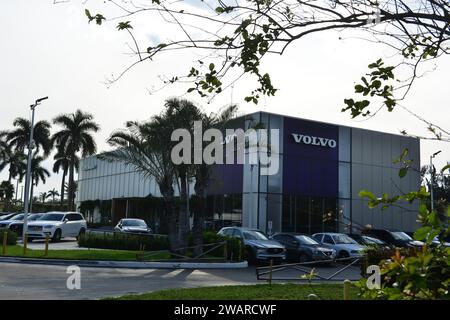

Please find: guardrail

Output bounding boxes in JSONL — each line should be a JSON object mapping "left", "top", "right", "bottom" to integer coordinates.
{"left": 136, "top": 241, "right": 232, "bottom": 262}
{"left": 256, "top": 257, "right": 362, "bottom": 283}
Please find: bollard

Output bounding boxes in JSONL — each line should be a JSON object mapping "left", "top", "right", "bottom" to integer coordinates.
{"left": 23, "top": 234, "right": 28, "bottom": 256}
{"left": 268, "top": 259, "right": 273, "bottom": 286}
{"left": 343, "top": 279, "right": 352, "bottom": 300}
{"left": 44, "top": 234, "right": 50, "bottom": 256}
{"left": 238, "top": 240, "right": 242, "bottom": 262}
{"left": 223, "top": 241, "right": 228, "bottom": 261}
{"left": 2, "top": 231, "right": 7, "bottom": 255}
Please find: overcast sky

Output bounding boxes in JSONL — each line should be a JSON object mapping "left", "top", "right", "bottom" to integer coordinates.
{"left": 1, "top": 0, "right": 449, "bottom": 199}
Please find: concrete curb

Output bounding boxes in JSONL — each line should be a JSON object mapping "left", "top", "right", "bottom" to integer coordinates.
{"left": 0, "top": 256, "right": 248, "bottom": 269}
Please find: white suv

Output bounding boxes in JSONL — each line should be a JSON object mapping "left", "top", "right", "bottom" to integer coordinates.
{"left": 27, "top": 212, "right": 87, "bottom": 242}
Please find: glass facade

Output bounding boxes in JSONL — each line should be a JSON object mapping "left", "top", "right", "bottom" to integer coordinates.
{"left": 282, "top": 195, "right": 338, "bottom": 234}
{"left": 205, "top": 194, "right": 243, "bottom": 230}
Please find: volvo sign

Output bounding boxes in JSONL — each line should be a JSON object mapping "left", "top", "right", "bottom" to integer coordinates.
{"left": 291, "top": 133, "right": 337, "bottom": 148}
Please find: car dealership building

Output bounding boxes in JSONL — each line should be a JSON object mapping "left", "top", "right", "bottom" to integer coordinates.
{"left": 77, "top": 111, "right": 421, "bottom": 234}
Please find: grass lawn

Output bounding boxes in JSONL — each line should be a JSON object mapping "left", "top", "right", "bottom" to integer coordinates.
{"left": 109, "top": 283, "right": 361, "bottom": 300}
{"left": 1, "top": 245, "right": 171, "bottom": 261}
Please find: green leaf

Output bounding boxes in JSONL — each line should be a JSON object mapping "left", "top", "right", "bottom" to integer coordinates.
{"left": 413, "top": 226, "right": 431, "bottom": 241}
{"left": 209, "top": 63, "right": 215, "bottom": 71}
{"left": 215, "top": 7, "right": 224, "bottom": 14}
{"left": 359, "top": 190, "right": 376, "bottom": 200}
{"left": 440, "top": 164, "right": 450, "bottom": 173}
{"left": 399, "top": 167, "right": 408, "bottom": 178}
{"left": 85, "top": 9, "right": 92, "bottom": 19}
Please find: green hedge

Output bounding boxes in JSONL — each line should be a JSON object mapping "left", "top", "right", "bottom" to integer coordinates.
{"left": 190, "top": 231, "right": 245, "bottom": 261}
{"left": 78, "top": 232, "right": 169, "bottom": 251}
{"left": 78, "top": 230, "right": 244, "bottom": 261}
{"left": 360, "top": 246, "right": 418, "bottom": 276}
{"left": 0, "top": 228, "right": 17, "bottom": 245}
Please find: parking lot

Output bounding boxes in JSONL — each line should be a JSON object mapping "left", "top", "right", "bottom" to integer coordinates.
{"left": 0, "top": 261, "right": 361, "bottom": 299}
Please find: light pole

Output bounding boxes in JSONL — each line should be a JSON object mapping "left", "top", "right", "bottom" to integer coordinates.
{"left": 22, "top": 96, "right": 48, "bottom": 240}
{"left": 430, "top": 150, "right": 442, "bottom": 212}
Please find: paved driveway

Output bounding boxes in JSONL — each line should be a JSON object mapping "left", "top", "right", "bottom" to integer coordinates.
{"left": 20, "top": 238, "right": 84, "bottom": 250}
{"left": 0, "top": 261, "right": 361, "bottom": 300}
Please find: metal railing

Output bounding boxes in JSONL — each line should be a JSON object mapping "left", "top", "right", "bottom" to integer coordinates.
{"left": 136, "top": 241, "right": 230, "bottom": 262}
{"left": 256, "top": 257, "right": 362, "bottom": 283}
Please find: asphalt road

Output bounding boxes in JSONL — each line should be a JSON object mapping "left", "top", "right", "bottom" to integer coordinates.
{"left": 0, "top": 262, "right": 361, "bottom": 300}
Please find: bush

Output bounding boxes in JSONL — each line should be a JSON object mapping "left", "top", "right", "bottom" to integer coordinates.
{"left": 360, "top": 246, "right": 420, "bottom": 276}
{"left": 189, "top": 231, "right": 245, "bottom": 261}
{"left": 78, "top": 232, "right": 169, "bottom": 251}
{"left": 0, "top": 228, "right": 17, "bottom": 245}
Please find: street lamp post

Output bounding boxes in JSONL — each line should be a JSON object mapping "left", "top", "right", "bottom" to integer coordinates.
{"left": 430, "top": 150, "right": 442, "bottom": 212}
{"left": 22, "top": 96, "right": 48, "bottom": 240}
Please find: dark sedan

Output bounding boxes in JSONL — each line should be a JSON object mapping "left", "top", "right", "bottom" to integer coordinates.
{"left": 271, "top": 233, "right": 336, "bottom": 263}
{"left": 347, "top": 233, "right": 391, "bottom": 249}
{"left": 361, "top": 229, "right": 424, "bottom": 248}
{"left": 114, "top": 218, "right": 153, "bottom": 234}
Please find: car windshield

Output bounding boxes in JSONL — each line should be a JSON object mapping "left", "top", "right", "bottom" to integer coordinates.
{"left": 243, "top": 230, "right": 268, "bottom": 240}
{"left": 391, "top": 231, "right": 412, "bottom": 241}
{"left": 29, "top": 215, "right": 42, "bottom": 221}
{"left": 363, "top": 236, "right": 385, "bottom": 245}
{"left": 0, "top": 214, "right": 15, "bottom": 221}
{"left": 122, "top": 220, "right": 147, "bottom": 227}
{"left": 38, "top": 213, "right": 65, "bottom": 221}
{"left": 295, "top": 235, "right": 319, "bottom": 245}
{"left": 10, "top": 214, "right": 25, "bottom": 221}
{"left": 332, "top": 234, "right": 358, "bottom": 244}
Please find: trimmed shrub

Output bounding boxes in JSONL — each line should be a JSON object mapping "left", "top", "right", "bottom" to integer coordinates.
{"left": 78, "top": 232, "right": 169, "bottom": 251}
{"left": 0, "top": 228, "right": 17, "bottom": 245}
{"left": 190, "top": 231, "right": 245, "bottom": 261}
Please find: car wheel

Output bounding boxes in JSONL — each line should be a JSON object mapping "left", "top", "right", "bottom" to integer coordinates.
{"left": 298, "top": 254, "right": 309, "bottom": 264}
{"left": 76, "top": 228, "right": 86, "bottom": 240}
{"left": 337, "top": 250, "right": 349, "bottom": 260}
{"left": 245, "top": 247, "right": 256, "bottom": 265}
{"left": 52, "top": 229, "right": 62, "bottom": 243}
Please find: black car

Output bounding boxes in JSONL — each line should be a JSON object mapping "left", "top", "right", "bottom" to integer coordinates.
{"left": 347, "top": 233, "right": 391, "bottom": 249}
{"left": 361, "top": 229, "right": 424, "bottom": 248}
{"left": 114, "top": 218, "right": 153, "bottom": 234}
{"left": 271, "top": 233, "right": 336, "bottom": 263}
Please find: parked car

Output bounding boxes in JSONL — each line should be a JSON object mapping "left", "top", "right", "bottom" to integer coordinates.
{"left": 26, "top": 212, "right": 87, "bottom": 242}
{"left": 312, "top": 232, "right": 365, "bottom": 259}
{"left": 271, "top": 233, "right": 336, "bottom": 263}
{"left": 0, "top": 213, "right": 17, "bottom": 221}
{"left": 405, "top": 231, "right": 450, "bottom": 248}
{"left": 0, "top": 213, "right": 26, "bottom": 229}
{"left": 361, "top": 229, "right": 424, "bottom": 248}
{"left": 347, "top": 233, "right": 391, "bottom": 249}
{"left": 218, "top": 227, "right": 286, "bottom": 263}
{"left": 7, "top": 213, "right": 43, "bottom": 236}
{"left": 114, "top": 218, "right": 153, "bottom": 234}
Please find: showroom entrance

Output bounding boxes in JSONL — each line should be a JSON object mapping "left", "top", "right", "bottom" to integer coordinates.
{"left": 282, "top": 195, "right": 338, "bottom": 234}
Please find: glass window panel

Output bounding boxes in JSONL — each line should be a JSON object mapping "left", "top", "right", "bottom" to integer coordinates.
{"left": 339, "top": 162, "right": 351, "bottom": 199}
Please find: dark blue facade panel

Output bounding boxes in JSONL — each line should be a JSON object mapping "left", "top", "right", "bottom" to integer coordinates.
{"left": 283, "top": 117, "right": 339, "bottom": 197}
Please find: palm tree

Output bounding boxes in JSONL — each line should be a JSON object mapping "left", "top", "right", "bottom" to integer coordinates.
{"left": 0, "top": 133, "right": 27, "bottom": 210}
{"left": 5, "top": 118, "right": 52, "bottom": 156}
{"left": 40, "top": 192, "right": 49, "bottom": 203}
{"left": 53, "top": 152, "right": 78, "bottom": 206}
{"left": 100, "top": 118, "right": 179, "bottom": 250}
{"left": 52, "top": 110, "right": 100, "bottom": 211}
{"left": 162, "top": 98, "right": 203, "bottom": 251}
{"left": 192, "top": 104, "right": 239, "bottom": 254}
{"left": 29, "top": 155, "right": 50, "bottom": 212}
{"left": 48, "top": 188, "right": 59, "bottom": 204}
